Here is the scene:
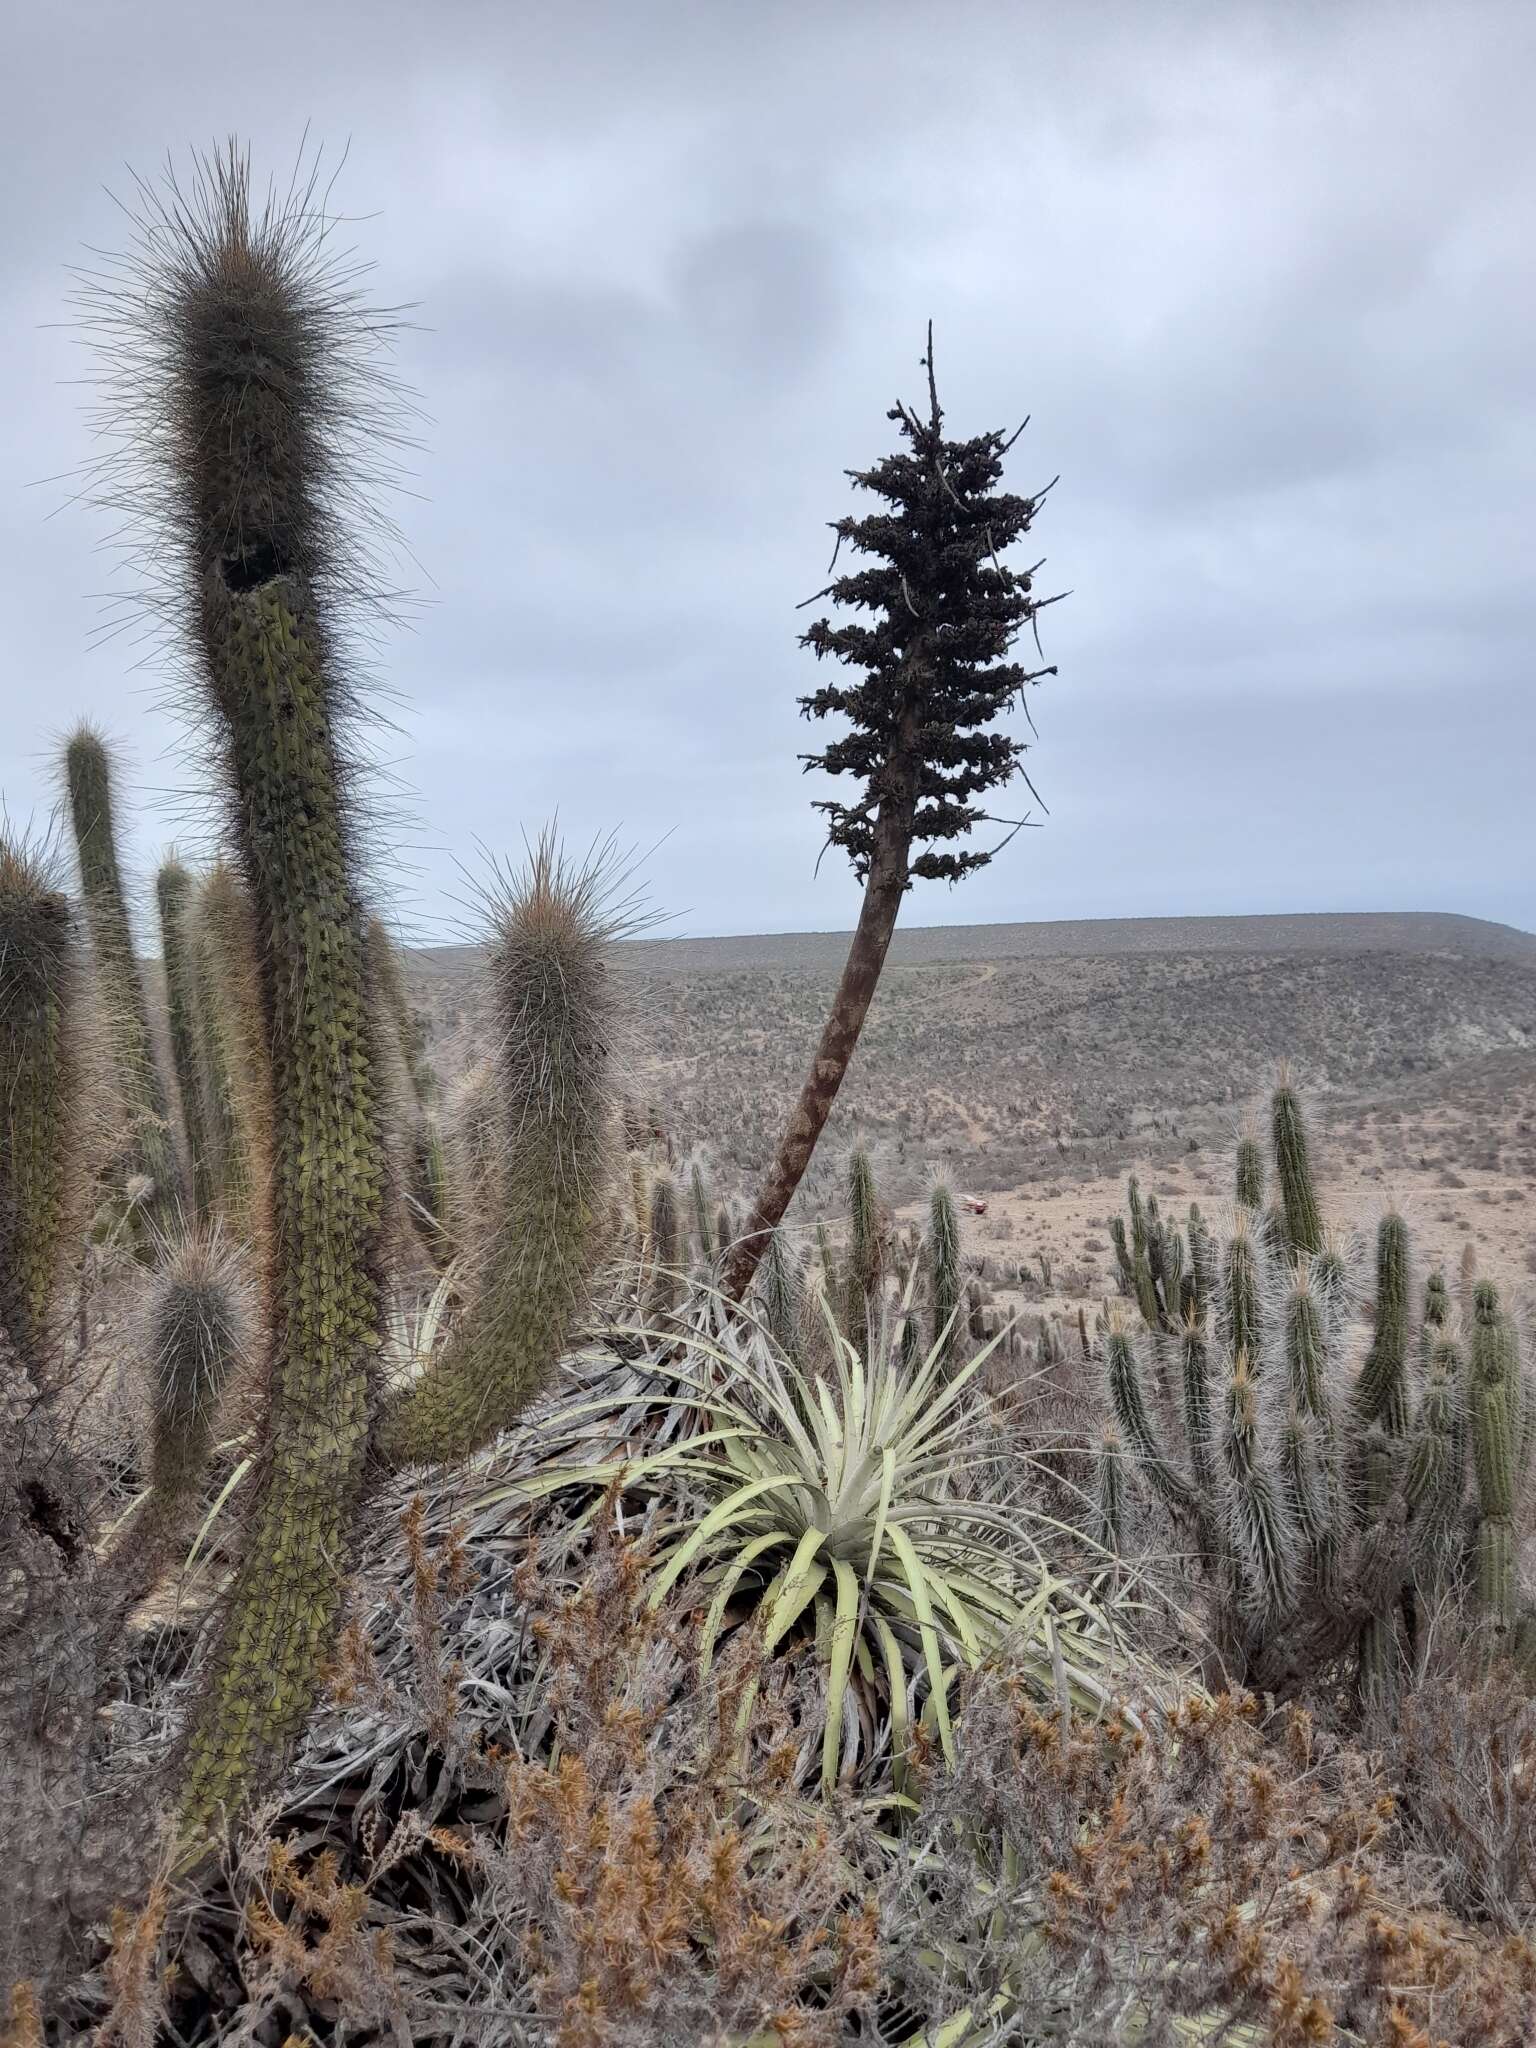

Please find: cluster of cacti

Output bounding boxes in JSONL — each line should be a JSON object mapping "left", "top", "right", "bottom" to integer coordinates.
{"left": 0, "top": 155, "right": 628, "bottom": 1879}
{"left": 1099, "top": 1074, "right": 1536, "bottom": 1695}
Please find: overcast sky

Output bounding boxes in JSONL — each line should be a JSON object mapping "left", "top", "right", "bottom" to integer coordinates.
{"left": 3, "top": 1, "right": 1533, "bottom": 943}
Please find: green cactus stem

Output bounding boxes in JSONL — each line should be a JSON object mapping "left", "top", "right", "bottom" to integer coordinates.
{"left": 1221, "top": 1350, "right": 1295, "bottom": 1623}
{"left": 690, "top": 1160, "right": 714, "bottom": 1265}
{"left": 1220, "top": 1214, "right": 1263, "bottom": 1370}
{"left": 844, "top": 1146, "right": 880, "bottom": 1344}
{"left": 1282, "top": 1263, "right": 1330, "bottom": 1422}
{"left": 157, "top": 857, "right": 214, "bottom": 1215}
{"left": 190, "top": 863, "right": 273, "bottom": 1256}
{"left": 1353, "top": 1212, "right": 1411, "bottom": 1435}
{"left": 647, "top": 1171, "right": 683, "bottom": 1319}
{"left": 375, "top": 838, "right": 619, "bottom": 1468}
{"left": 757, "top": 1225, "right": 799, "bottom": 1354}
{"left": 1404, "top": 1351, "right": 1464, "bottom": 1569}
{"left": 1096, "top": 1424, "right": 1127, "bottom": 1558}
{"left": 64, "top": 727, "right": 181, "bottom": 1241}
{"left": 0, "top": 838, "right": 84, "bottom": 1369}
{"left": 1234, "top": 1127, "right": 1265, "bottom": 1214}
{"left": 929, "top": 1179, "right": 962, "bottom": 1370}
{"left": 1105, "top": 1317, "right": 1195, "bottom": 1516}
{"left": 1270, "top": 1074, "right": 1323, "bottom": 1258}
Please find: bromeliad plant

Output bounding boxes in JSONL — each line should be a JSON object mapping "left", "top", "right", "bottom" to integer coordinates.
{"left": 478, "top": 1274, "right": 1127, "bottom": 1794}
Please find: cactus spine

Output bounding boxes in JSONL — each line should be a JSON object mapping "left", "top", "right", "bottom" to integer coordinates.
{"left": 1270, "top": 1074, "right": 1322, "bottom": 1258}
{"left": 375, "top": 840, "right": 617, "bottom": 1467}
{"left": 0, "top": 840, "right": 82, "bottom": 1367}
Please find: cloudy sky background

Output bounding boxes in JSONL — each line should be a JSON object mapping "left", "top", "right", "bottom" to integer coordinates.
{"left": 4, "top": 0, "right": 1533, "bottom": 943}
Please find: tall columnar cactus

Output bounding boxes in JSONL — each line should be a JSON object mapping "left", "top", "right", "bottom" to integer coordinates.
{"left": 375, "top": 839, "right": 619, "bottom": 1467}
{"left": 64, "top": 727, "right": 180, "bottom": 1239}
{"left": 1270, "top": 1073, "right": 1322, "bottom": 1258}
{"left": 1234, "top": 1126, "right": 1265, "bottom": 1214}
{"left": 1470, "top": 1280, "right": 1517, "bottom": 1633}
{"left": 928, "top": 1179, "right": 962, "bottom": 1370}
{"left": 0, "top": 838, "right": 84, "bottom": 1369}
{"left": 1354, "top": 1212, "right": 1411, "bottom": 1435}
{"left": 156, "top": 856, "right": 213, "bottom": 1215}
{"left": 122, "top": 158, "right": 395, "bottom": 1836}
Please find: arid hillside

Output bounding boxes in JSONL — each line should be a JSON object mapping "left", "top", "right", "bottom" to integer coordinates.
{"left": 406, "top": 910, "right": 1536, "bottom": 1231}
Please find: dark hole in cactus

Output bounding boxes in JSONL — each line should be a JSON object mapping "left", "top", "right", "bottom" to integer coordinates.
{"left": 220, "top": 540, "right": 289, "bottom": 593}
{"left": 23, "top": 1479, "right": 82, "bottom": 1564}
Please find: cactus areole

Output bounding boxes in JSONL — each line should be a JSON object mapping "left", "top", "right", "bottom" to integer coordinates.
{"left": 722, "top": 327, "right": 1060, "bottom": 1301}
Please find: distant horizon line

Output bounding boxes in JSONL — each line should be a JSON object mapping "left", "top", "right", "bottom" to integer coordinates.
{"left": 412, "top": 905, "right": 1536, "bottom": 951}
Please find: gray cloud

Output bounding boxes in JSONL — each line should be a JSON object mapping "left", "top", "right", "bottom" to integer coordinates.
{"left": 2, "top": 0, "right": 1533, "bottom": 942}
